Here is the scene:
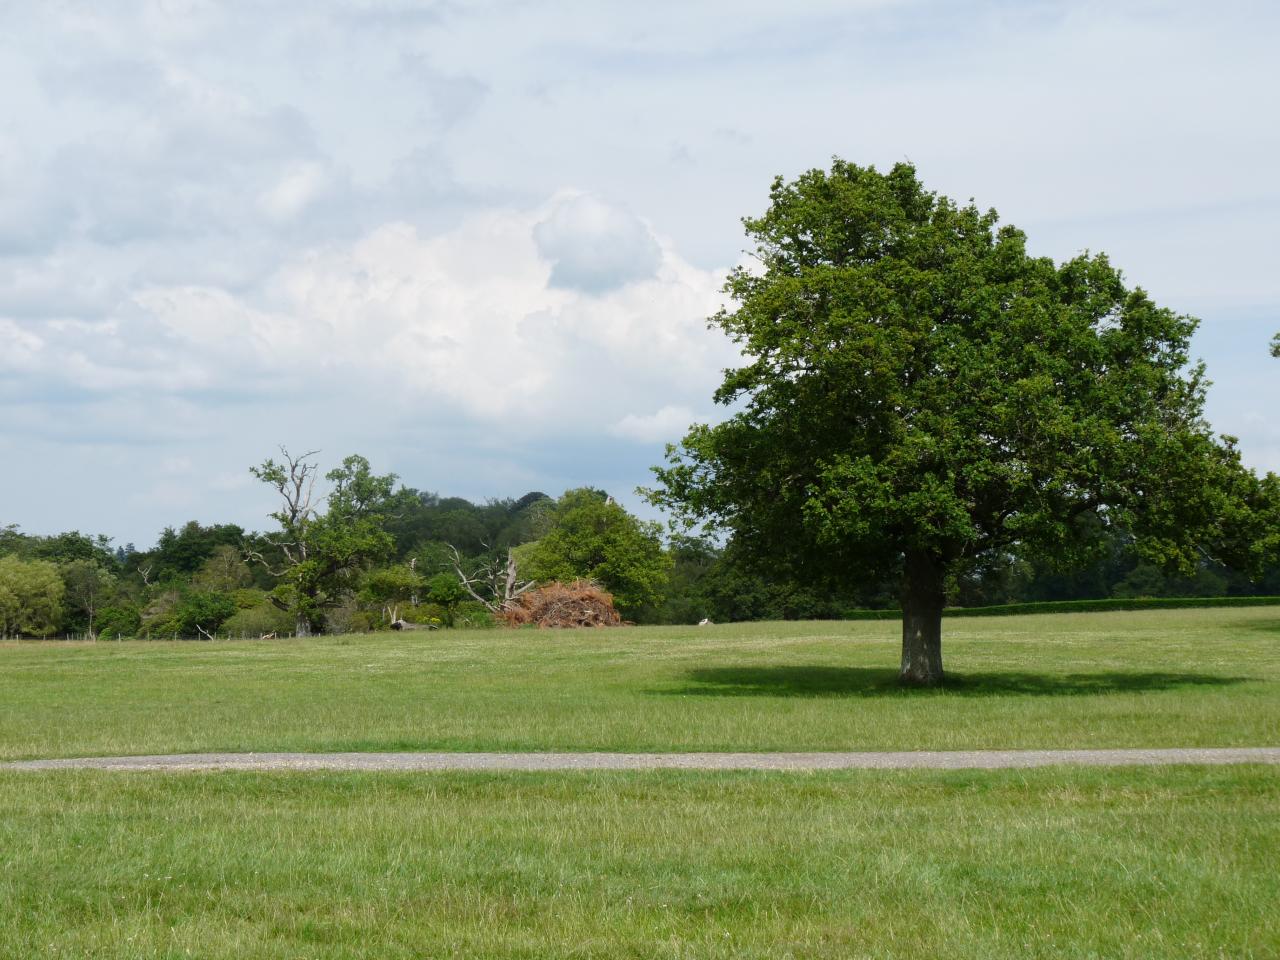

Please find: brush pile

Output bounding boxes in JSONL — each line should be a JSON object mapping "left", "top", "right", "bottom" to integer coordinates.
{"left": 501, "top": 580, "right": 624, "bottom": 628}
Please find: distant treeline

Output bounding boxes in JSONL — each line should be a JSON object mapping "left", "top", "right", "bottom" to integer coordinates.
{"left": 841, "top": 595, "right": 1280, "bottom": 620}
{"left": 3, "top": 474, "right": 1279, "bottom": 639}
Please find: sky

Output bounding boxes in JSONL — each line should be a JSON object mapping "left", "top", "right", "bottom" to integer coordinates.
{"left": 1, "top": 0, "right": 1277, "bottom": 548}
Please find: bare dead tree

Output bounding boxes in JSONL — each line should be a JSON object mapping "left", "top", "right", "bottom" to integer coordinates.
{"left": 447, "top": 544, "right": 536, "bottom": 613}
{"left": 245, "top": 447, "right": 321, "bottom": 636}
{"left": 245, "top": 447, "right": 320, "bottom": 575}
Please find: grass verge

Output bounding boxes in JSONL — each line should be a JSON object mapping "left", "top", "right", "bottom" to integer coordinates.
{"left": 2, "top": 608, "right": 1278, "bottom": 759}
{"left": 1, "top": 766, "right": 1275, "bottom": 959}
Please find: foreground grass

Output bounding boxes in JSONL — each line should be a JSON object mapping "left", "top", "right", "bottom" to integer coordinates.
{"left": 1, "top": 766, "right": 1275, "bottom": 959}
{"left": 2, "top": 608, "right": 1278, "bottom": 759}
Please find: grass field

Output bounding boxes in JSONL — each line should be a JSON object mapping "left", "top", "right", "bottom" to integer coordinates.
{"left": 3, "top": 609, "right": 1278, "bottom": 957}
{"left": 2, "top": 766, "right": 1277, "bottom": 959}
{"left": 2, "top": 608, "right": 1278, "bottom": 759}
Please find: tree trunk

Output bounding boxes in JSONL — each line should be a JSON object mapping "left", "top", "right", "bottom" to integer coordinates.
{"left": 899, "top": 549, "right": 945, "bottom": 686}
{"left": 295, "top": 615, "right": 311, "bottom": 638}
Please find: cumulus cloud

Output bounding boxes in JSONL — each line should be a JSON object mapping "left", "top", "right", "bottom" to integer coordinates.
{"left": 533, "top": 193, "right": 662, "bottom": 294}
{"left": 1, "top": 198, "right": 736, "bottom": 432}
{"left": 609, "top": 405, "right": 696, "bottom": 443}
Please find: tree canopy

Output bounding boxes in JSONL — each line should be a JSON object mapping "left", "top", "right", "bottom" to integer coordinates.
{"left": 517, "top": 489, "right": 671, "bottom": 615}
{"left": 249, "top": 451, "right": 397, "bottom": 635}
{"left": 0, "top": 556, "right": 64, "bottom": 638}
{"left": 649, "top": 159, "right": 1264, "bottom": 684}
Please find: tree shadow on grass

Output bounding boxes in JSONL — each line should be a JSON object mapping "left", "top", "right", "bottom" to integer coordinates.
{"left": 663, "top": 666, "right": 1248, "bottom": 698}
{"left": 1232, "top": 617, "right": 1280, "bottom": 636}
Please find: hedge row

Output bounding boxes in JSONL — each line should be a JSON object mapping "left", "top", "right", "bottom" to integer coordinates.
{"left": 840, "top": 595, "right": 1280, "bottom": 620}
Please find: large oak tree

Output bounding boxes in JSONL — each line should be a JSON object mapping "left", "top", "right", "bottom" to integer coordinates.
{"left": 649, "top": 160, "right": 1259, "bottom": 685}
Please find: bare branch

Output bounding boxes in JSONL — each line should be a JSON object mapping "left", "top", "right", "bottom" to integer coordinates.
{"left": 243, "top": 547, "right": 287, "bottom": 578}
{"left": 447, "top": 544, "right": 536, "bottom": 612}
{"left": 448, "top": 545, "right": 499, "bottom": 611}
{"left": 250, "top": 447, "right": 322, "bottom": 568}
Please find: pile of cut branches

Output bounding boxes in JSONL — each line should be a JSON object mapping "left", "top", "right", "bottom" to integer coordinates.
{"left": 501, "top": 580, "right": 624, "bottom": 628}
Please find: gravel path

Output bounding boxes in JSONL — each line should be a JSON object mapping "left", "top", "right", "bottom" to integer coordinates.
{"left": 4, "top": 747, "right": 1279, "bottom": 772}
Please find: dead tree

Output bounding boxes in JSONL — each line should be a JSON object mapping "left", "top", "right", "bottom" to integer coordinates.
{"left": 447, "top": 545, "right": 536, "bottom": 613}
{"left": 245, "top": 447, "right": 320, "bottom": 636}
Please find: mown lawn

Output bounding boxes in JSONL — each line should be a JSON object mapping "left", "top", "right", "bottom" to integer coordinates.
{"left": 1, "top": 766, "right": 1275, "bottom": 959}
{"left": 1, "top": 608, "right": 1278, "bottom": 759}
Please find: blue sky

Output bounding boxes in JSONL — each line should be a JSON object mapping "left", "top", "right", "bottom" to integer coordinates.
{"left": 1, "top": 0, "right": 1277, "bottom": 547}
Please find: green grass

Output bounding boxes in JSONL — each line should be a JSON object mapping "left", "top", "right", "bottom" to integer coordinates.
{"left": 4, "top": 611, "right": 1277, "bottom": 957}
{"left": 2, "top": 608, "right": 1278, "bottom": 759}
{"left": 1, "top": 766, "right": 1275, "bottom": 958}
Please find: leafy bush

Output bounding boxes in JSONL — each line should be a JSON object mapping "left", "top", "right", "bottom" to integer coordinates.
{"left": 95, "top": 604, "right": 141, "bottom": 639}
{"left": 231, "top": 588, "right": 269, "bottom": 609}
{"left": 222, "top": 603, "right": 294, "bottom": 637}
{"left": 139, "top": 589, "right": 182, "bottom": 638}
{"left": 326, "top": 602, "right": 375, "bottom": 634}
{"left": 173, "top": 591, "right": 237, "bottom": 636}
{"left": 396, "top": 603, "right": 446, "bottom": 627}
{"left": 453, "top": 601, "right": 495, "bottom": 629}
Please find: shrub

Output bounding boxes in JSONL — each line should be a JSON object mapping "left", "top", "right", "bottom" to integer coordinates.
{"left": 96, "top": 604, "right": 142, "bottom": 639}
{"left": 453, "top": 601, "right": 495, "bottom": 629}
{"left": 222, "top": 603, "right": 294, "bottom": 638}
{"left": 172, "top": 591, "right": 237, "bottom": 636}
{"left": 396, "top": 603, "right": 447, "bottom": 627}
{"left": 231, "top": 588, "right": 269, "bottom": 609}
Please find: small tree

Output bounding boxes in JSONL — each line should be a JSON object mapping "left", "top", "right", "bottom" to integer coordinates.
{"left": 60, "top": 559, "right": 116, "bottom": 640}
{"left": 425, "top": 571, "right": 466, "bottom": 626}
{"left": 248, "top": 448, "right": 321, "bottom": 634}
{"left": 361, "top": 564, "right": 426, "bottom": 624}
{"left": 650, "top": 160, "right": 1260, "bottom": 685}
{"left": 518, "top": 489, "right": 671, "bottom": 616}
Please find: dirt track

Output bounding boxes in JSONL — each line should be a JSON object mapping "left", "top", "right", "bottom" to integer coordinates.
{"left": 4, "top": 747, "right": 1278, "bottom": 772}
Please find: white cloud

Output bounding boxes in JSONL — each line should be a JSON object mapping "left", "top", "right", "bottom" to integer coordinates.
{"left": 609, "top": 405, "right": 696, "bottom": 443}
{"left": 533, "top": 193, "right": 662, "bottom": 293}
{"left": 311, "top": 201, "right": 729, "bottom": 421}
{"left": 0, "top": 320, "right": 44, "bottom": 371}
{"left": 13, "top": 198, "right": 737, "bottom": 432}
{"left": 259, "top": 162, "right": 330, "bottom": 222}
